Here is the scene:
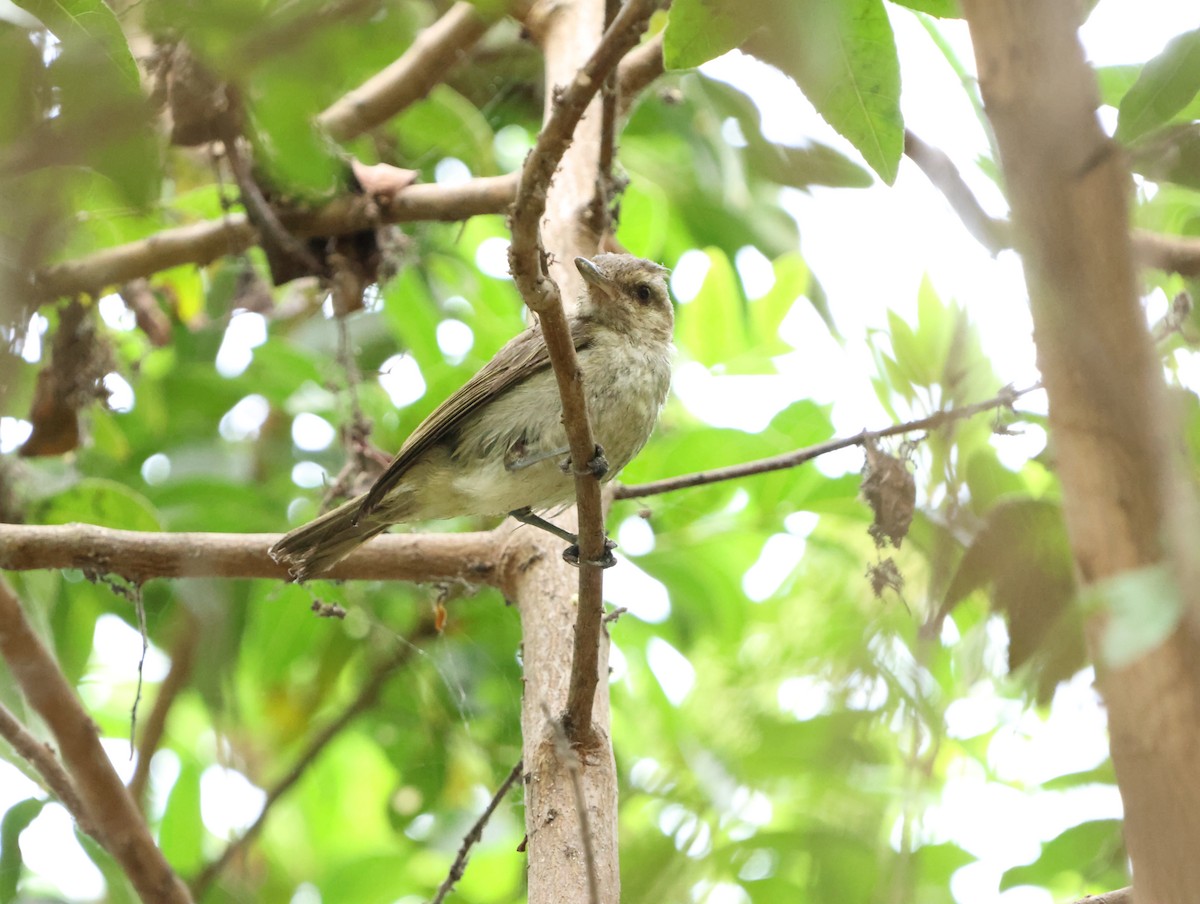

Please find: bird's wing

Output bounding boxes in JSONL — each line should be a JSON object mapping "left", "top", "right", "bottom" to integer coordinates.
{"left": 358, "top": 317, "right": 596, "bottom": 517}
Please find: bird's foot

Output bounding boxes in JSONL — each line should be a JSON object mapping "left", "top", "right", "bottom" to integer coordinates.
{"left": 562, "top": 537, "right": 618, "bottom": 569}
{"left": 561, "top": 443, "right": 609, "bottom": 479}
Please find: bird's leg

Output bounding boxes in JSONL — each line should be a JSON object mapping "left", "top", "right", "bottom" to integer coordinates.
{"left": 504, "top": 441, "right": 570, "bottom": 472}
{"left": 559, "top": 443, "right": 609, "bottom": 479}
{"left": 508, "top": 506, "right": 618, "bottom": 569}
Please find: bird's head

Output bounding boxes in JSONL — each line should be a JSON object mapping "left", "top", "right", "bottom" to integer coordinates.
{"left": 575, "top": 253, "right": 673, "bottom": 343}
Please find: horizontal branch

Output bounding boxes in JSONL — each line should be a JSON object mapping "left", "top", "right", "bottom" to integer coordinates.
{"left": 0, "top": 524, "right": 501, "bottom": 586}
{"left": 317, "top": 1, "right": 492, "bottom": 141}
{"left": 614, "top": 385, "right": 1036, "bottom": 500}
{"left": 32, "top": 174, "right": 518, "bottom": 301}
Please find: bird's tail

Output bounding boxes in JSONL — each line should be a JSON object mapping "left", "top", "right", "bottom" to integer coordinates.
{"left": 269, "top": 495, "right": 388, "bottom": 582}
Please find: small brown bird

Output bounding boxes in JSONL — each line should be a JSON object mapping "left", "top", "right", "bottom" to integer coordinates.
{"left": 269, "top": 253, "right": 674, "bottom": 580}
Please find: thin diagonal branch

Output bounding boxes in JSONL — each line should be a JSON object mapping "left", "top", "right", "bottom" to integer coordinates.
{"left": 614, "top": 384, "right": 1038, "bottom": 500}
{"left": 190, "top": 618, "right": 439, "bottom": 898}
{"left": 0, "top": 577, "right": 192, "bottom": 904}
{"left": 317, "top": 2, "right": 493, "bottom": 141}
{"left": 0, "top": 700, "right": 100, "bottom": 841}
{"left": 507, "top": 0, "right": 658, "bottom": 745}
{"left": 429, "top": 759, "right": 524, "bottom": 904}
{"left": 905, "top": 128, "right": 1200, "bottom": 277}
{"left": 904, "top": 129, "right": 1011, "bottom": 253}
{"left": 32, "top": 173, "right": 518, "bottom": 301}
{"left": 0, "top": 524, "right": 500, "bottom": 585}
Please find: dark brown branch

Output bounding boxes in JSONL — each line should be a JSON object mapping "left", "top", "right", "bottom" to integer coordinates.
{"left": 508, "top": 0, "right": 657, "bottom": 746}
{"left": 317, "top": 1, "right": 492, "bottom": 141}
{"left": 190, "top": 618, "right": 439, "bottom": 898}
{"left": 0, "top": 577, "right": 192, "bottom": 904}
{"left": 0, "top": 524, "right": 500, "bottom": 585}
{"left": 615, "top": 385, "right": 1036, "bottom": 500}
{"left": 128, "top": 625, "right": 198, "bottom": 809}
{"left": 32, "top": 174, "right": 518, "bottom": 301}
{"left": 430, "top": 759, "right": 524, "bottom": 904}
{"left": 0, "top": 700, "right": 100, "bottom": 840}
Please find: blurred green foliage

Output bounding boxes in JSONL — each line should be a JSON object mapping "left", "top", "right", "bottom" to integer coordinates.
{"left": 11, "top": 0, "right": 1200, "bottom": 901}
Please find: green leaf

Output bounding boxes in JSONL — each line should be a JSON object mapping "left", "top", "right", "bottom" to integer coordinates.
{"left": 747, "top": 139, "right": 874, "bottom": 190}
{"left": 0, "top": 798, "right": 47, "bottom": 904}
{"left": 745, "top": 0, "right": 903, "bottom": 184}
{"left": 887, "top": 0, "right": 960, "bottom": 16}
{"left": 390, "top": 84, "right": 497, "bottom": 175}
{"left": 677, "top": 247, "right": 751, "bottom": 369}
{"left": 1084, "top": 564, "right": 1182, "bottom": 669}
{"left": 76, "top": 827, "right": 138, "bottom": 904}
{"left": 749, "top": 252, "right": 810, "bottom": 351}
{"left": 16, "top": 0, "right": 159, "bottom": 208}
{"left": 15, "top": 0, "right": 139, "bottom": 87}
{"left": 1095, "top": 64, "right": 1142, "bottom": 109}
{"left": 662, "top": 0, "right": 768, "bottom": 69}
{"left": 1001, "top": 820, "right": 1125, "bottom": 891}
{"left": 1040, "top": 761, "right": 1117, "bottom": 791}
{"left": 35, "top": 477, "right": 163, "bottom": 532}
{"left": 1116, "top": 28, "right": 1200, "bottom": 143}
{"left": 940, "top": 498, "right": 1082, "bottom": 699}
{"left": 159, "top": 759, "right": 204, "bottom": 874}
{"left": 1127, "top": 122, "right": 1200, "bottom": 191}
{"left": 662, "top": 0, "right": 902, "bottom": 182}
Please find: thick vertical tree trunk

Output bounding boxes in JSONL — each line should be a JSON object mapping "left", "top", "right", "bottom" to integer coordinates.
{"left": 502, "top": 0, "right": 620, "bottom": 901}
{"left": 962, "top": 2, "right": 1200, "bottom": 900}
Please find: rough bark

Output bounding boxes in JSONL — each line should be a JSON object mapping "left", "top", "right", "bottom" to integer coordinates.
{"left": 962, "top": 3, "right": 1200, "bottom": 901}
{"left": 506, "top": 0, "right": 620, "bottom": 897}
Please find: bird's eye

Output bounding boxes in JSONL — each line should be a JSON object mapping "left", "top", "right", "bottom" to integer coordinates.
{"left": 635, "top": 284, "right": 652, "bottom": 304}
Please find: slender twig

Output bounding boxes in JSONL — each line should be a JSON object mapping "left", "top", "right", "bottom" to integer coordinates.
{"left": 317, "top": 1, "right": 492, "bottom": 141}
{"left": 0, "top": 390, "right": 1034, "bottom": 585}
{"left": 905, "top": 128, "right": 1200, "bottom": 277}
{"left": 0, "top": 578, "right": 193, "bottom": 903}
{"left": 614, "top": 385, "right": 1038, "bottom": 500}
{"left": 32, "top": 173, "right": 517, "bottom": 301}
{"left": 128, "top": 625, "right": 199, "bottom": 809}
{"left": 0, "top": 524, "right": 500, "bottom": 585}
{"left": 190, "top": 618, "right": 439, "bottom": 898}
{"left": 0, "top": 700, "right": 101, "bottom": 841}
{"left": 429, "top": 759, "right": 524, "bottom": 904}
{"left": 589, "top": 0, "right": 622, "bottom": 235}
{"left": 548, "top": 708, "right": 599, "bottom": 904}
{"left": 508, "top": 0, "right": 658, "bottom": 746}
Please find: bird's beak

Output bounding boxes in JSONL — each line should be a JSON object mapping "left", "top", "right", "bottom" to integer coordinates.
{"left": 575, "top": 256, "right": 615, "bottom": 296}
